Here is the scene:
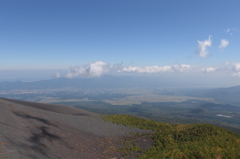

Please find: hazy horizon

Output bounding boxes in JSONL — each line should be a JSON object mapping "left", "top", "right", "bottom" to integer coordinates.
{"left": 0, "top": 70, "right": 239, "bottom": 88}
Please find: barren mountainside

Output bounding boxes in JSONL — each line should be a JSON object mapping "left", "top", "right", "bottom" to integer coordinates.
{"left": 0, "top": 98, "right": 151, "bottom": 159}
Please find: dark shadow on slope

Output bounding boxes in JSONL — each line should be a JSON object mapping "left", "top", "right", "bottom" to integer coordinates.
{"left": 5, "top": 136, "right": 61, "bottom": 159}
{"left": 13, "top": 111, "right": 58, "bottom": 127}
{"left": 29, "top": 126, "right": 60, "bottom": 143}
{"left": 10, "top": 111, "right": 63, "bottom": 158}
{"left": 28, "top": 126, "right": 60, "bottom": 157}
{"left": 11, "top": 111, "right": 76, "bottom": 158}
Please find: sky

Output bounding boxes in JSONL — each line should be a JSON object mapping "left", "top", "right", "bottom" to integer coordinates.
{"left": 0, "top": 0, "right": 240, "bottom": 86}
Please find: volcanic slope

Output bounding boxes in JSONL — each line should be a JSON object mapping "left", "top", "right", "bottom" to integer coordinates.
{"left": 0, "top": 98, "right": 151, "bottom": 159}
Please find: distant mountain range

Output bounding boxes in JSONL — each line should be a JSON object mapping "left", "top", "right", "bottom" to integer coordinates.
{"left": 1, "top": 75, "right": 240, "bottom": 106}
{"left": 0, "top": 75, "right": 189, "bottom": 90}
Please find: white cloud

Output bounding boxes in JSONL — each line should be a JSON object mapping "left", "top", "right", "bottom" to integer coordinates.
{"left": 122, "top": 66, "right": 172, "bottom": 73}
{"left": 171, "top": 64, "right": 192, "bottom": 72}
{"left": 201, "top": 67, "right": 216, "bottom": 73}
{"left": 219, "top": 39, "right": 229, "bottom": 48}
{"left": 225, "top": 28, "right": 239, "bottom": 33}
{"left": 52, "top": 71, "right": 61, "bottom": 78}
{"left": 62, "top": 61, "right": 121, "bottom": 78}
{"left": 196, "top": 35, "right": 212, "bottom": 58}
{"left": 217, "top": 62, "right": 240, "bottom": 77}
{"left": 226, "top": 28, "right": 232, "bottom": 33}
{"left": 65, "top": 61, "right": 109, "bottom": 78}
{"left": 122, "top": 64, "right": 193, "bottom": 73}
{"left": 231, "top": 63, "right": 240, "bottom": 77}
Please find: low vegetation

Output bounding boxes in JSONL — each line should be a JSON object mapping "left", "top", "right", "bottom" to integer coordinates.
{"left": 75, "top": 100, "right": 240, "bottom": 134}
{"left": 105, "top": 114, "right": 240, "bottom": 159}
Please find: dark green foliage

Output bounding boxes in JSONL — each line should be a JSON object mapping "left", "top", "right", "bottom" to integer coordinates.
{"left": 115, "top": 131, "right": 152, "bottom": 158}
{"left": 117, "top": 143, "right": 142, "bottom": 156}
{"left": 105, "top": 115, "right": 240, "bottom": 159}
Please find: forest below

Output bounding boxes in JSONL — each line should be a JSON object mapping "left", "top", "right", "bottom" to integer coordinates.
{"left": 104, "top": 115, "right": 240, "bottom": 159}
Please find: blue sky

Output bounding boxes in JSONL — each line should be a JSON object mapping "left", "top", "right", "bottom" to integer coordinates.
{"left": 0, "top": 0, "right": 240, "bottom": 85}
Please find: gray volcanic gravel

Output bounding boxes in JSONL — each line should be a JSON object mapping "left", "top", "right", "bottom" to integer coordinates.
{"left": 0, "top": 98, "right": 152, "bottom": 159}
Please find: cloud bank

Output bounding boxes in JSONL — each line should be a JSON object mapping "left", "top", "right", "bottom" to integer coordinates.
{"left": 54, "top": 62, "right": 197, "bottom": 78}
{"left": 121, "top": 64, "right": 193, "bottom": 73}
{"left": 196, "top": 36, "right": 212, "bottom": 58}
{"left": 122, "top": 63, "right": 240, "bottom": 78}
{"left": 219, "top": 39, "right": 229, "bottom": 49}
{"left": 52, "top": 60, "right": 240, "bottom": 80}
